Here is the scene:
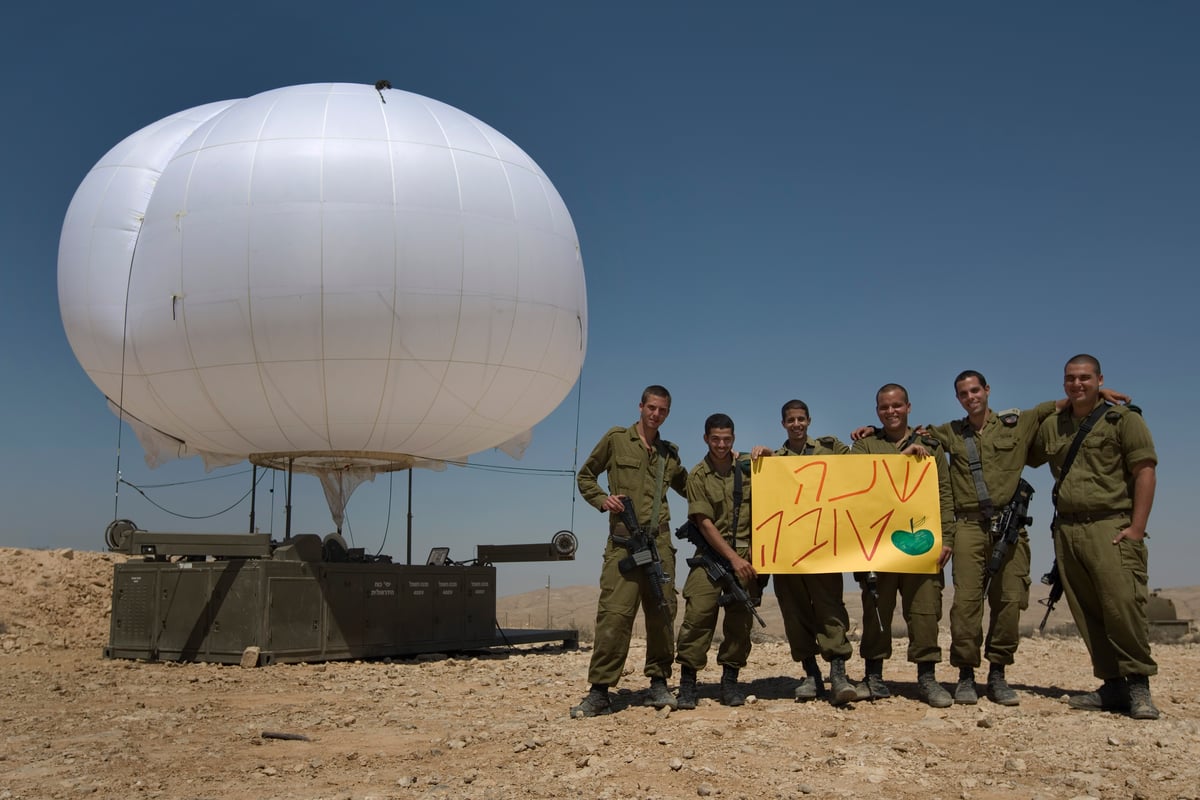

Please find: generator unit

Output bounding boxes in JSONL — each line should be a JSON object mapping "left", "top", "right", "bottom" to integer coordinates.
{"left": 104, "top": 521, "right": 577, "bottom": 665}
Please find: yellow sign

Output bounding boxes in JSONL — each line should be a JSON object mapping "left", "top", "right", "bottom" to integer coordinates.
{"left": 751, "top": 454, "right": 943, "bottom": 574}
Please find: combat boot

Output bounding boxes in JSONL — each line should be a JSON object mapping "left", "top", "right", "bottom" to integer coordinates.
{"left": 986, "top": 664, "right": 1019, "bottom": 706}
{"left": 1067, "top": 677, "right": 1130, "bottom": 713}
{"left": 1127, "top": 675, "right": 1160, "bottom": 720}
{"left": 827, "top": 658, "right": 859, "bottom": 706}
{"left": 917, "top": 662, "right": 952, "bottom": 708}
{"left": 794, "top": 656, "right": 825, "bottom": 702}
{"left": 676, "top": 666, "right": 698, "bottom": 710}
{"left": 570, "top": 684, "right": 612, "bottom": 718}
{"left": 954, "top": 666, "right": 978, "bottom": 705}
{"left": 720, "top": 665, "right": 745, "bottom": 707}
{"left": 860, "top": 658, "right": 890, "bottom": 699}
{"left": 644, "top": 676, "right": 678, "bottom": 710}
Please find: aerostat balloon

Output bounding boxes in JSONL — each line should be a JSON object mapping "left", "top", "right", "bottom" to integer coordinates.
{"left": 58, "top": 83, "right": 587, "bottom": 524}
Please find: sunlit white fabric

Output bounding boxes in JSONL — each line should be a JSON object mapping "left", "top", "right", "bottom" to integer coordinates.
{"left": 59, "top": 83, "right": 588, "bottom": 469}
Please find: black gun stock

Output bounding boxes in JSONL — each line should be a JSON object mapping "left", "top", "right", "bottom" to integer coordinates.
{"left": 854, "top": 571, "right": 886, "bottom": 633}
{"left": 675, "top": 521, "right": 765, "bottom": 627}
{"left": 982, "top": 479, "right": 1035, "bottom": 597}
{"left": 612, "top": 496, "right": 670, "bottom": 611}
{"left": 1038, "top": 560, "right": 1064, "bottom": 634}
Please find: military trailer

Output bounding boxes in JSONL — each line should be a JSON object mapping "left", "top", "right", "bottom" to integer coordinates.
{"left": 104, "top": 520, "right": 578, "bottom": 665}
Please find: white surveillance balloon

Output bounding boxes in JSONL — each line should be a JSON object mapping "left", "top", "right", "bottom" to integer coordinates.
{"left": 59, "top": 83, "right": 587, "bottom": 521}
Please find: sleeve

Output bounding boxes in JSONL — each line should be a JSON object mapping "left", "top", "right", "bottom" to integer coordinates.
{"left": 686, "top": 466, "right": 714, "bottom": 520}
{"left": 1026, "top": 421, "right": 1050, "bottom": 468}
{"left": 1028, "top": 400, "right": 1058, "bottom": 424}
{"left": 925, "top": 421, "right": 953, "bottom": 448}
{"left": 936, "top": 444, "right": 956, "bottom": 550}
{"left": 826, "top": 436, "right": 851, "bottom": 455}
{"left": 576, "top": 430, "right": 614, "bottom": 511}
{"left": 669, "top": 447, "right": 689, "bottom": 498}
{"left": 850, "top": 438, "right": 870, "bottom": 455}
{"left": 1120, "top": 412, "right": 1158, "bottom": 469}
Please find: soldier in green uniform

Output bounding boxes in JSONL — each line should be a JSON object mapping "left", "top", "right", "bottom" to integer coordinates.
{"left": 674, "top": 413, "right": 758, "bottom": 708}
{"left": 570, "top": 385, "right": 688, "bottom": 718}
{"left": 851, "top": 384, "right": 955, "bottom": 707}
{"left": 925, "top": 371, "right": 1058, "bottom": 706}
{"left": 749, "top": 400, "right": 859, "bottom": 706}
{"left": 1028, "top": 355, "right": 1159, "bottom": 720}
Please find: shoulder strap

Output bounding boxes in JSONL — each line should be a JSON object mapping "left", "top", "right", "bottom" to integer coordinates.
{"left": 1051, "top": 404, "right": 1109, "bottom": 508}
{"left": 897, "top": 429, "right": 921, "bottom": 451}
{"left": 730, "top": 464, "right": 744, "bottom": 541}
{"left": 961, "top": 420, "right": 995, "bottom": 519}
{"left": 649, "top": 441, "right": 668, "bottom": 532}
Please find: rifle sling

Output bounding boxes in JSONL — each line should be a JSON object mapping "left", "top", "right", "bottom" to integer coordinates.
{"left": 961, "top": 422, "right": 996, "bottom": 521}
{"left": 1051, "top": 403, "right": 1109, "bottom": 511}
{"left": 730, "top": 462, "right": 743, "bottom": 549}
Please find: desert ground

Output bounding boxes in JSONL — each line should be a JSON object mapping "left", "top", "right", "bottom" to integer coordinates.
{"left": 1, "top": 546, "right": 1198, "bottom": 800}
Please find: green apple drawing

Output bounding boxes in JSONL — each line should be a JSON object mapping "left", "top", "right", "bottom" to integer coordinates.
{"left": 891, "top": 517, "right": 935, "bottom": 556}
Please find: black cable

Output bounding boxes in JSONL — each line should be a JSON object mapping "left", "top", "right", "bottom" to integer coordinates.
{"left": 119, "top": 470, "right": 267, "bottom": 520}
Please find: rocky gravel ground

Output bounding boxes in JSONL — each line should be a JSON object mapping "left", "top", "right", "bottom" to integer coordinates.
{"left": 2, "top": 547, "right": 1198, "bottom": 800}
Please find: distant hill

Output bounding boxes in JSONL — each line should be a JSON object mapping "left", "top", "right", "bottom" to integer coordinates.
{"left": 498, "top": 579, "right": 1200, "bottom": 642}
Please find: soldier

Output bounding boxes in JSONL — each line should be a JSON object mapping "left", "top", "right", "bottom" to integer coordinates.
{"left": 674, "top": 413, "right": 758, "bottom": 708}
{"left": 749, "top": 400, "right": 859, "bottom": 705}
{"left": 851, "top": 384, "right": 955, "bottom": 707}
{"left": 571, "top": 385, "right": 688, "bottom": 718}
{"left": 1028, "top": 355, "right": 1159, "bottom": 719}
{"left": 925, "top": 371, "right": 1055, "bottom": 706}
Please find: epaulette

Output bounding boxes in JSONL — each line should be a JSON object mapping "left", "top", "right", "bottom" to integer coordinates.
{"left": 817, "top": 435, "right": 837, "bottom": 447}
{"left": 997, "top": 408, "right": 1020, "bottom": 427}
{"left": 661, "top": 439, "right": 680, "bottom": 455}
{"left": 920, "top": 435, "right": 941, "bottom": 449}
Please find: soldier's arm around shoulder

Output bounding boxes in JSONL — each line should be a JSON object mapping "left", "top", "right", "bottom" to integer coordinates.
{"left": 923, "top": 421, "right": 953, "bottom": 446}
{"left": 816, "top": 435, "right": 851, "bottom": 455}
{"left": 664, "top": 439, "right": 689, "bottom": 497}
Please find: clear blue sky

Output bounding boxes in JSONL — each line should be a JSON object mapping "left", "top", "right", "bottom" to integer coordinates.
{"left": 1, "top": 2, "right": 1195, "bottom": 597}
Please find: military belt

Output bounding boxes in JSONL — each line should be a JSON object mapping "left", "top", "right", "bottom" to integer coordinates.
{"left": 1055, "top": 510, "right": 1130, "bottom": 524}
{"left": 956, "top": 510, "right": 989, "bottom": 522}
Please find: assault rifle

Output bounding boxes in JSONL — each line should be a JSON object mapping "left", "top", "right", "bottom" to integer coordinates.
{"left": 675, "top": 520, "right": 765, "bottom": 627}
{"left": 612, "top": 496, "right": 670, "bottom": 611}
{"left": 982, "top": 479, "right": 1035, "bottom": 597}
{"left": 1038, "top": 561, "right": 1064, "bottom": 634}
{"left": 854, "top": 571, "right": 886, "bottom": 633}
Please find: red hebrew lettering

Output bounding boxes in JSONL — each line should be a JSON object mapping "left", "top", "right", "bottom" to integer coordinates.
{"left": 792, "top": 461, "right": 829, "bottom": 504}
{"left": 883, "top": 459, "right": 933, "bottom": 502}
{"left": 845, "top": 508, "right": 894, "bottom": 561}
{"left": 756, "top": 509, "right": 785, "bottom": 564}
{"left": 828, "top": 460, "right": 878, "bottom": 503}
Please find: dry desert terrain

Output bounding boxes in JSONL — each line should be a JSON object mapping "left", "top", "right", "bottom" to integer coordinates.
{"left": 1, "top": 546, "right": 1198, "bottom": 800}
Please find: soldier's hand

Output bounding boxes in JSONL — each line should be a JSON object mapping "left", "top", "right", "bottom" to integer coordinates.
{"left": 750, "top": 445, "right": 772, "bottom": 461}
{"left": 850, "top": 425, "right": 875, "bottom": 441}
{"left": 1100, "top": 387, "right": 1131, "bottom": 405}
{"left": 1113, "top": 525, "right": 1147, "bottom": 544}
{"left": 901, "top": 443, "right": 930, "bottom": 458}
{"left": 731, "top": 555, "right": 757, "bottom": 584}
{"left": 602, "top": 495, "right": 626, "bottom": 513}
{"left": 937, "top": 545, "right": 952, "bottom": 568}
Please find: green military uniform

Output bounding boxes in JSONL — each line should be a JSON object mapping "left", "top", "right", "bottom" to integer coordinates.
{"left": 1029, "top": 403, "right": 1157, "bottom": 679}
{"left": 675, "top": 453, "right": 758, "bottom": 671}
{"left": 851, "top": 430, "right": 956, "bottom": 663}
{"left": 772, "top": 436, "right": 855, "bottom": 664}
{"left": 927, "top": 402, "right": 1056, "bottom": 670}
{"left": 578, "top": 423, "right": 688, "bottom": 687}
